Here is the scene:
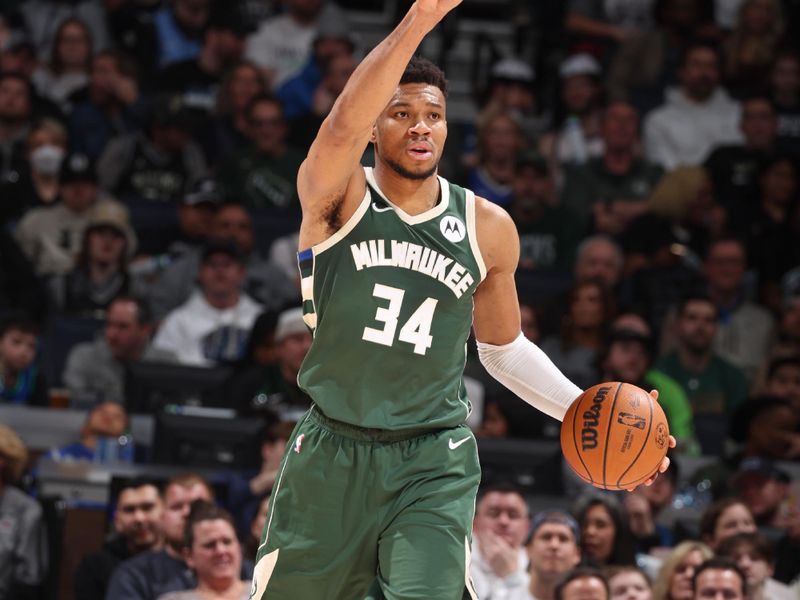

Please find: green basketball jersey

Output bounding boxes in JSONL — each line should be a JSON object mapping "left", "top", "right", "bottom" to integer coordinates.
{"left": 296, "top": 167, "right": 487, "bottom": 431}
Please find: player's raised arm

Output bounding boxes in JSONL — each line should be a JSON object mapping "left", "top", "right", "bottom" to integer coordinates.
{"left": 472, "top": 198, "right": 583, "bottom": 422}
{"left": 298, "top": 0, "right": 462, "bottom": 216}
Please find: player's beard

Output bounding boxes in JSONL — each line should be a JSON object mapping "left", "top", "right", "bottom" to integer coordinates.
{"left": 382, "top": 154, "right": 439, "bottom": 181}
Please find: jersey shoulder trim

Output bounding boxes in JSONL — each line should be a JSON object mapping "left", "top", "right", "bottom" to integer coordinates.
{"left": 306, "top": 183, "right": 371, "bottom": 256}
{"left": 465, "top": 189, "right": 488, "bottom": 282}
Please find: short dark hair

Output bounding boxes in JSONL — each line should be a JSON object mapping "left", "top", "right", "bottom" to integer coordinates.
{"left": 400, "top": 56, "right": 448, "bottom": 97}
{"left": 692, "top": 557, "right": 748, "bottom": 597}
{"left": 116, "top": 477, "right": 162, "bottom": 503}
{"left": 699, "top": 498, "right": 749, "bottom": 542}
{"left": 184, "top": 501, "right": 236, "bottom": 549}
{"left": 555, "top": 566, "right": 609, "bottom": 600}
{"left": 717, "top": 531, "right": 774, "bottom": 566}
{"left": 0, "top": 316, "right": 40, "bottom": 338}
{"left": 476, "top": 482, "right": 527, "bottom": 510}
{"left": 246, "top": 93, "right": 284, "bottom": 122}
{"left": 676, "top": 293, "right": 716, "bottom": 318}
{"left": 679, "top": 40, "right": 721, "bottom": 69}
{"left": 110, "top": 295, "right": 153, "bottom": 325}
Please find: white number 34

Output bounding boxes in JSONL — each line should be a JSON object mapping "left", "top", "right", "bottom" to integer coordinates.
{"left": 362, "top": 283, "right": 438, "bottom": 355}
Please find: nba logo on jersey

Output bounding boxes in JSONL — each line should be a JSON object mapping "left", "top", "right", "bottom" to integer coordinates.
{"left": 293, "top": 433, "right": 305, "bottom": 454}
{"left": 440, "top": 216, "right": 465, "bottom": 243}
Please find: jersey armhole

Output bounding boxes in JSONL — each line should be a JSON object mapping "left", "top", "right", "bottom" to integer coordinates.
{"left": 465, "top": 189, "right": 488, "bottom": 282}
{"left": 300, "top": 184, "right": 371, "bottom": 257}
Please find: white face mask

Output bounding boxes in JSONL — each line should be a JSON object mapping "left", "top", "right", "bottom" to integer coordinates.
{"left": 30, "top": 145, "right": 65, "bottom": 176}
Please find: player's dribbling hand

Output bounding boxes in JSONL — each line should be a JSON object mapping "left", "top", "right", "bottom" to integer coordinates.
{"left": 416, "top": 0, "right": 463, "bottom": 18}
{"left": 626, "top": 389, "right": 676, "bottom": 492}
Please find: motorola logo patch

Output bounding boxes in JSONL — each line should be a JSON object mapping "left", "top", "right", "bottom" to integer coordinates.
{"left": 440, "top": 216, "right": 465, "bottom": 243}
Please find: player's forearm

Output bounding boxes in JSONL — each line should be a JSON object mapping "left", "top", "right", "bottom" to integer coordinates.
{"left": 477, "top": 333, "right": 583, "bottom": 421}
{"left": 323, "top": 4, "right": 441, "bottom": 138}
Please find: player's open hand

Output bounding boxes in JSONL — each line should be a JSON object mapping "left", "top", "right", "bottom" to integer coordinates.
{"left": 416, "top": 0, "right": 463, "bottom": 18}
{"left": 626, "top": 389, "right": 676, "bottom": 492}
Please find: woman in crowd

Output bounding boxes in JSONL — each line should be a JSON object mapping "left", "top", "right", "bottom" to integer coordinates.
{"left": 574, "top": 492, "right": 637, "bottom": 567}
{"left": 651, "top": 541, "right": 713, "bottom": 600}
{"left": 699, "top": 498, "right": 758, "bottom": 550}
{"left": 32, "top": 18, "right": 93, "bottom": 110}
{"left": 607, "top": 565, "right": 653, "bottom": 600}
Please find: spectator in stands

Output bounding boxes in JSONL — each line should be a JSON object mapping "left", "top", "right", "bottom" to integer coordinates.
{"left": 68, "top": 50, "right": 148, "bottom": 161}
{"left": 772, "top": 285, "right": 800, "bottom": 356}
{"left": 0, "top": 32, "right": 38, "bottom": 78}
{"left": 0, "top": 72, "right": 33, "bottom": 184}
{"left": 510, "top": 151, "right": 583, "bottom": 271}
{"left": 218, "top": 94, "right": 304, "bottom": 212}
{"left": 200, "top": 61, "right": 267, "bottom": 166}
{"left": 98, "top": 94, "right": 207, "bottom": 203}
{"left": 560, "top": 101, "right": 662, "bottom": 234}
{"left": 63, "top": 295, "right": 173, "bottom": 406}
{"left": 31, "top": 18, "right": 92, "bottom": 111}
{"left": 470, "top": 483, "right": 531, "bottom": 598}
{"left": 608, "top": 0, "right": 706, "bottom": 114}
{"left": 703, "top": 237, "right": 775, "bottom": 384}
{"left": 624, "top": 459, "right": 679, "bottom": 556}
{"left": 461, "top": 108, "right": 525, "bottom": 207}
{"left": 170, "top": 178, "right": 221, "bottom": 258}
{"left": 152, "top": 241, "right": 262, "bottom": 366}
{"left": 244, "top": 0, "right": 348, "bottom": 89}
{"left": 739, "top": 154, "right": 800, "bottom": 307}
{"left": 45, "top": 400, "right": 128, "bottom": 461}
{"left": 734, "top": 396, "right": 800, "bottom": 463}
{"left": 644, "top": 42, "right": 742, "bottom": 169}
{"left": 573, "top": 493, "right": 636, "bottom": 567}
{"left": 0, "top": 423, "right": 47, "bottom": 600}
{"left": 769, "top": 52, "right": 800, "bottom": 156}
{"left": 699, "top": 499, "right": 757, "bottom": 551}
{"left": 525, "top": 510, "right": 582, "bottom": 600}
{"left": 540, "top": 54, "right": 605, "bottom": 171}
{"left": 243, "top": 494, "right": 270, "bottom": 561}
{"left": 276, "top": 18, "right": 357, "bottom": 122}
{"left": 704, "top": 97, "right": 778, "bottom": 231}
{"left": 565, "top": 0, "right": 654, "bottom": 48}
{"left": 721, "top": 0, "right": 785, "bottom": 98}
{"left": 157, "top": 502, "right": 250, "bottom": 600}
{"left": 481, "top": 57, "right": 546, "bottom": 144}
{"left": 764, "top": 355, "right": 800, "bottom": 410}
{"left": 540, "top": 279, "right": 614, "bottom": 389}
{"left": 0, "top": 118, "right": 67, "bottom": 223}
{"left": 650, "top": 541, "right": 713, "bottom": 600}
{"left": 610, "top": 314, "right": 697, "bottom": 453}
{"left": 74, "top": 478, "right": 164, "bottom": 600}
{"left": 654, "top": 294, "right": 748, "bottom": 455}
{"left": 716, "top": 532, "right": 793, "bottom": 600}
{"left": 105, "top": 473, "right": 215, "bottom": 600}
{"left": 17, "top": 0, "right": 110, "bottom": 61}
{"left": 730, "top": 458, "right": 794, "bottom": 530}
{"left": 0, "top": 229, "right": 46, "bottom": 320}
{"left": 573, "top": 235, "right": 625, "bottom": 292}
{"left": 49, "top": 203, "right": 137, "bottom": 315}
{"left": 15, "top": 152, "right": 129, "bottom": 276}
{"left": 146, "top": 203, "right": 297, "bottom": 320}
{"left": 606, "top": 566, "right": 652, "bottom": 600}
{"left": 230, "top": 307, "right": 311, "bottom": 420}
{"left": 645, "top": 167, "right": 725, "bottom": 259}
{"left": 152, "top": 0, "right": 210, "bottom": 68}
{"left": 555, "top": 566, "right": 610, "bottom": 600}
{"left": 155, "top": 8, "right": 245, "bottom": 105}
{"left": 285, "top": 51, "right": 357, "bottom": 150}
{"left": 691, "top": 557, "right": 746, "bottom": 600}
{"left": 0, "top": 317, "right": 46, "bottom": 406}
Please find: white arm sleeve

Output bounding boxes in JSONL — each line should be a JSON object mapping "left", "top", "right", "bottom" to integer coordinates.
{"left": 477, "top": 332, "right": 583, "bottom": 422}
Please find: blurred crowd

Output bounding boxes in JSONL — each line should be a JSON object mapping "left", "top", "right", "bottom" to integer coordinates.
{"left": 0, "top": 0, "right": 799, "bottom": 599}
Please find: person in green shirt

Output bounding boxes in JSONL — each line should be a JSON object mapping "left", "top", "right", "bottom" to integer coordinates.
{"left": 655, "top": 294, "right": 749, "bottom": 455}
{"left": 217, "top": 95, "right": 304, "bottom": 213}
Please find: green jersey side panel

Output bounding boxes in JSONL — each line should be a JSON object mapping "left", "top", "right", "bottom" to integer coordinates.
{"left": 297, "top": 167, "right": 487, "bottom": 430}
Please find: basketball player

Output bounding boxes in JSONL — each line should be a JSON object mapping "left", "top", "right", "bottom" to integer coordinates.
{"left": 250, "top": 1, "right": 673, "bottom": 599}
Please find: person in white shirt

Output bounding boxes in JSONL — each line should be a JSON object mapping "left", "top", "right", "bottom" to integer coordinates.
{"left": 152, "top": 241, "right": 261, "bottom": 366}
{"left": 471, "top": 483, "right": 532, "bottom": 599}
{"left": 643, "top": 42, "right": 742, "bottom": 169}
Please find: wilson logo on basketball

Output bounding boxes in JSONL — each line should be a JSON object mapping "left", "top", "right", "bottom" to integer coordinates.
{"left": 581, "top": 385, "right": 611, "bottom": 451}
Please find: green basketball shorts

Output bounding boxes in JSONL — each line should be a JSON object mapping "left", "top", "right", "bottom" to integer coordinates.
{"left": 249, "top": 405, "right": 482, "bottom": 600}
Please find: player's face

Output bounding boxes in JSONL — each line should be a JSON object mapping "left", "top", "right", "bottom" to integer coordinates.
{"left": 581, "top": 504, "right": 615, "bottom": 564}
{"left": 161, "top": 483, "right": 213, "bottom": 546}
{"left": 562, "top": 576, "right": 609, "bottom": 600}
{"left": 693, "top": 568, "right": 744, "bottom": 600}
{"left": 372, "top": 83, "right": 447, "bottom": 181}
{"left": 527, "top": 523, "right": 580, "bottom": 576}
{"left": 115, "top": 485, "right": 163, "bottom": 550}
{"left": 714, "top": 504, "right": 756, "bottom": 547}
{"left": 609, "top": 570, "right": 651, "bottom": 600}
{"left": 186, "top": 519, "right": 242, "bottom": 584}
{"left": 670, "top": 550, "right": 706, "bottom": 600}
{"left": 473, "top": 491, "right": 530, "bottom": 548}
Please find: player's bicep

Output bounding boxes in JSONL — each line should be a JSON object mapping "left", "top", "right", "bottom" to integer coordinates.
{"left": 297, "top": 116, "right": 372, "bottom": 212}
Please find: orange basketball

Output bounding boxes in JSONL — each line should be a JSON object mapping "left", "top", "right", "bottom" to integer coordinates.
{"left": 560, "top": 382, "right": 670, "bottom": 491}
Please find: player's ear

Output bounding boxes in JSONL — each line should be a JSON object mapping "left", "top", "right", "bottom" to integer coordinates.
{"left": 370, "top": 123, "right": 377, "bottom": 143}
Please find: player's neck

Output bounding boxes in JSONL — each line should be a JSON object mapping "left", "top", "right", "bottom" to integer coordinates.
{"left": 372, "top": 163, "right": 441, "bottom": 215}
